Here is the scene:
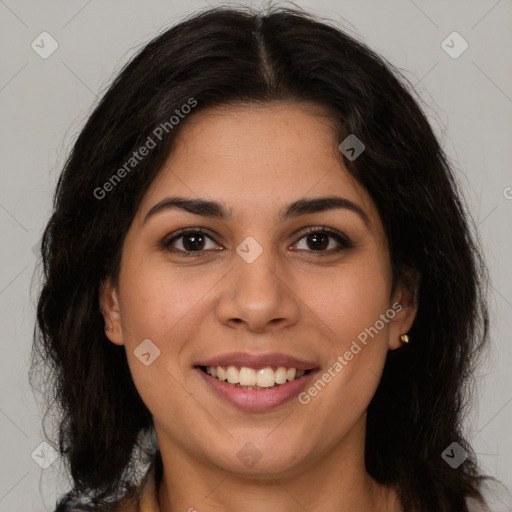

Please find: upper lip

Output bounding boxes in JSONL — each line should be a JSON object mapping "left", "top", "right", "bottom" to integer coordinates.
{"left": 195, "top": 351, "right": 318, "bottom": 371}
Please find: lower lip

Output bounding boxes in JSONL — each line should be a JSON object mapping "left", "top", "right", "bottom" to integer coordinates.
{"left": 195, "top": 367, "right": 318, "bottom": 411}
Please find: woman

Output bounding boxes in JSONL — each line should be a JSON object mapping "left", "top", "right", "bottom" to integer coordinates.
{"left": 31, "top": 4, "right": 508, "bottom": 511}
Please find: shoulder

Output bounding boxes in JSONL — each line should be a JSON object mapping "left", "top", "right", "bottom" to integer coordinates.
{"left": 465, "top": 478, "right": 512, "bottom": 512}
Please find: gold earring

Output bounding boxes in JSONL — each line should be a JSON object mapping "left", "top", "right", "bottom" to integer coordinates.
{"left": 400, "top": 334, "right": 409, "bottom": 344}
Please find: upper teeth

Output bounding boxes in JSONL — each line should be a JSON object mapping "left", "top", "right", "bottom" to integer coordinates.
{"left": 205, "top": 366, "right": 306, "bottom": 388}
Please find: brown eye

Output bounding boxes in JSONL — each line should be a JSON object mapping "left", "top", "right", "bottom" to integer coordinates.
{"left": 178, "top": 232, "right": 207, "bottom": 251}
{"left": 162, "top": 229, "right": 220, "bottom": 255}
{"left": 293, "top": 226, "right": 353, "bottom": 253}
{"left": 161, "top": 226, "right": 353, "bottom": 257}
{"left": 304, "top": 232, "right": 329, "bottom": 250}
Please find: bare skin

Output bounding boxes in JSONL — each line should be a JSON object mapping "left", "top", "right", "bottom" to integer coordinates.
{"left": 101, "top": 101, "right": 417, "bottom": 512}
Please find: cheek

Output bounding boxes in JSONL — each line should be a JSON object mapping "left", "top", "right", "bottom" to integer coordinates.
{"left": 117, "top": 258, "right": 228, "bottom": 408}
{"left": 116, "top": 261, "right": 204, "bottom": 421}
{"left": 313, "top": 261, "right": 392, "bottom": 404}
{"left": 118, "top": 258, "right": 220, "bottom": 346}
{"left": 300, "top": 254, "right": 392, "bottom": 413}
{"left": 308, "top": 255, "right": 392, "bottom": 350}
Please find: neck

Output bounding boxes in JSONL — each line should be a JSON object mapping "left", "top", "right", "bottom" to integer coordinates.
{"left": 156, "top": 419, "right": 402, "bottom": 512}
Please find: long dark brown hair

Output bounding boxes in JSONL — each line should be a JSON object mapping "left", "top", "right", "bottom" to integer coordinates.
{"left": 31, "top": 4, "right": 492, "bottom": 511}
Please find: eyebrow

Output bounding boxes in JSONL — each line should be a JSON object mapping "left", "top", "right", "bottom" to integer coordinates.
{"left": 143, "top": 195, "right": 370, "bottom": 227}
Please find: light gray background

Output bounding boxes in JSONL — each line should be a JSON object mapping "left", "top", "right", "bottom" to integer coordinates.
{"left": 1, "top": 0, "right": 511, "bottom": 510}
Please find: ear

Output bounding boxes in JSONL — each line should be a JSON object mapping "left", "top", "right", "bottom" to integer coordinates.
{"left": 99, "top": 276, "right": 124, "bottom": 346}
{"left": 387, "top": 270, "right": 419, "bottom": 350}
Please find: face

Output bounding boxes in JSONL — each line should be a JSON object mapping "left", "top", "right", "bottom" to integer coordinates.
{"left": 101, "top": 102, "right": 417, "bottom": 478}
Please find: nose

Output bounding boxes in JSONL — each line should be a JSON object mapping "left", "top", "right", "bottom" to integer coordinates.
{"left": 216, "top": 244, "right": 300, "bottom": 334}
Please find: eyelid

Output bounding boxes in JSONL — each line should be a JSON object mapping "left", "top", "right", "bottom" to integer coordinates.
{"left": 161, "top": 227, "right": 220, "bottom": 249}
{"left": 291, "top": 225, "right": 354, "bottom": 251}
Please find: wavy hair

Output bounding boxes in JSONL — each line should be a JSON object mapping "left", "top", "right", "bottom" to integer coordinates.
{"left": 31, "top": 4, "right": 491, "bottom": 511}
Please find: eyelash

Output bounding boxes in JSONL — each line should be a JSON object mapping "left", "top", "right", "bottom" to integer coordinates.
{"left": 161, "top": 226, "right": 354, "bottom": 257}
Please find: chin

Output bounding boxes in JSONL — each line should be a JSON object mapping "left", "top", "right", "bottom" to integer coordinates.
{"left": 200, "top": 434, "right": 315, "bottom": 478}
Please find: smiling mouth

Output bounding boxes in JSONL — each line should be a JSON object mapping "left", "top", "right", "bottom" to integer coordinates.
{"left": 198, "top": 365, "right": 311, "bottom": 390}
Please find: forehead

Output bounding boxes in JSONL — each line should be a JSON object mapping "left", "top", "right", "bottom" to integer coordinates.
{"left": 168, "top": 101, "right": 342, "bottom": 172}
{"left": 138, "top": 102, "right": 381, "bottom": 232}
